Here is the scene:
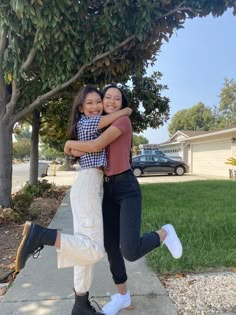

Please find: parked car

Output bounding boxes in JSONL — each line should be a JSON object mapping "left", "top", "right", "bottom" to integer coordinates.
{"left": 165, "top": 155, "right": 183, "bottom": 162}
{"left": 131, "top": 154, "right": 189, "bottom": 177}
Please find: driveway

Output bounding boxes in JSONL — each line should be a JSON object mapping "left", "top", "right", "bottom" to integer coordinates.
{"left": 137, "top": 173, "right": 228, "bottom": 184}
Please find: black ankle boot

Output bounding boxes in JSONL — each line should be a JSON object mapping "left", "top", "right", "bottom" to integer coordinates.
{"left": 71, "top": 292, "right": 104, "bottom": 315}
{"left": 15, "top": 221, "right": 57, "bottom": 272}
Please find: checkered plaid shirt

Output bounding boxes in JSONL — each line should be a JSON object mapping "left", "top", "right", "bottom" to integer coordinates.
{"left": 76, "top": 115, "right": 106, "bottom": 169}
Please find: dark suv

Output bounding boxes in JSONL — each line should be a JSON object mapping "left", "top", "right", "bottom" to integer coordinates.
{"left": 131, "top": 154, "right": 188, "bottom": 177}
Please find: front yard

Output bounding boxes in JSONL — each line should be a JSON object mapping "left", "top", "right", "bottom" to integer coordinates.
{"left": 141, "top": 180, "right": 236, "bottom": 274}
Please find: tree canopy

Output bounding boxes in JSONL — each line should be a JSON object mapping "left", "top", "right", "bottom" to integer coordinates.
{"left": 168, "top": 102, "right": 215, "bottom": 135}
{"left": 1, "top": 1, "right": 235, "bottom": 126}
{"left": 14, "top": 125, "right": 31, "bottom": 141}
{"left": 219, "top": 78, "right": 236, "bottom": 127}
{"left": 13, "top": 138, "right": 31, "bottom": 160}
{"left": 39, "top": 71, "right": 169, "bottom": 154}
{"left": 133, "top": 134, "right": 149, "bottom": 146}
{"left": 168, "top": 78, "right": 236, "bottom": 136}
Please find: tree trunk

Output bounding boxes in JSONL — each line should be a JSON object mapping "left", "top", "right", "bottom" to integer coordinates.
{"left": 29, "top": 109, "right": 40, "bottom": 185}
{"left": 0, "top": 121, "right": 13, "bottom": 208}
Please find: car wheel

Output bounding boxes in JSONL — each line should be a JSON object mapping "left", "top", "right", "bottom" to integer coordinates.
{"left": 133, "top": 168, "right": 142, "bottom": 177}
{"left": 175, "top": 166, "right": 185, "bottom": 176}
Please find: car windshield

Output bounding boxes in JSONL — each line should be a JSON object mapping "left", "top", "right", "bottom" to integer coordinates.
{"left": 132, "top": 154, "right": 165, "bottom": 162}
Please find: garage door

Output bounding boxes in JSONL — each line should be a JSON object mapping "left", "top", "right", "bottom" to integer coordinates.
{"left": 192, "top": 141, "right": 231, "bottom": 177}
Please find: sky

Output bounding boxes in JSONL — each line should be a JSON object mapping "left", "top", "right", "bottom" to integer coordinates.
{"left": 142, "top": 8, "right": 236, "bottom": 144}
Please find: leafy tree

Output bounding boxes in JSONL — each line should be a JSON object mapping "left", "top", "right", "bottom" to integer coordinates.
{"left": 39, "top": 72, "right": 169, "bottom": 153}
{"left": 133, "top": 134, "right": 149, "bottom": 146}
{"left": 128, "top": 71, "right": 170, "bottom": 132}
{"left": 168, "top": 78, "right": 236, "bottom": 136}
{"left": 186, "top": 102, "right": 215, "bottom": 130}
{"left": 168, "top": 102, "right": 216, "bottom": 136}
{"left": 40, "top": 97, "right": 72, "bottom": 154}
{"left": 0, "top": 1, "right": 235, "bottom": 207}
{"left": 14, "top": 124, "right": 31, "bottom": 141}
{"left": 40, "top": 145, "right": 63, "bottom": 161}
{"left": 168, "top": 109, "right": 188, "bottom": 136}
{"left": 219, "top": 78, "right": 236, "bottom": 127}
{"left": 13, "top": 138, "right": 31, "bottom": 160}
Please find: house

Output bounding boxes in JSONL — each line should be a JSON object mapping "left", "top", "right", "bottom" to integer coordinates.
{"left": 158, "top": 127, "right": 236, "bottom": 177}
{"left": 137, "top": 143, "right": 160, "bottom": 155}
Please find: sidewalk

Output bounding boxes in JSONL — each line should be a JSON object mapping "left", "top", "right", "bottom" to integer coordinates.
{"left": 0, "top": 190, "right": 178, "bottom": 315}
{"left": 1, "top": 171, "right": 234, "bottom": 315}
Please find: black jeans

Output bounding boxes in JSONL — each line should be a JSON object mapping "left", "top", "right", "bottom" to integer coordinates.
{"left": 102, "top": 169, "right": 160, "bottom": 285}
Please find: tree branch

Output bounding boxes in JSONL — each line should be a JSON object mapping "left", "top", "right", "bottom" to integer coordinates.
{"left": 90, "top": 35, "right": 135, "bottom": 64}
{"left": 52, "top": 91, "right": 77, "bottom": 98}
{"left": 10, "top": 34, "right": 136, "bottom": 125}
{"left": 5, "top": 80, "right": 21, "bottom": 123}
{"left": 156, "top": 3, "right": 199, "bottom": 20}
{"left": 22, "top": 29, "right": 40, "bottom": 72}
{"left": 6, "top": 2, "right": 199, "bottom": 125}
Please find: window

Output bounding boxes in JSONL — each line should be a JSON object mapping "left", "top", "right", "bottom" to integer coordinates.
{"left": 140, "top": 156, "right": 147, "bottom": 161}
{"left": 147, "top": 155, "right": 154, "bottom": 161}
{"left": 143, "top": 150, "right": 152, "bottom": 154}
{"left": 158, "top": 156, "right": 168, "bottom": 163}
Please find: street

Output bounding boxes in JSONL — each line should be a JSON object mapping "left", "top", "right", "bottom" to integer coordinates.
{"left": 11, "top": 163, "right": 222, "bottom": 195}
{"left": 12, "top": 162, "right": 30, "bottom": 193}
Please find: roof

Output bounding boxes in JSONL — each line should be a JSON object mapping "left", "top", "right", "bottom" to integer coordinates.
{"left": 178, "top": 130, "right": 210, "bottom": 137}
{"left": 159, "top": 126, "right": 236, "bottom": 146}
{"left": 178, "top": 127, "right": 236, "bottom": 138}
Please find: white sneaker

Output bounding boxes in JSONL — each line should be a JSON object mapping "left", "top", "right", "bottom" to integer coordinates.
{"left": 102, "top": 291, "right": 133, "bottom": 315}
{"left": 162, "top": 224, "right": 183, "bottom": 259}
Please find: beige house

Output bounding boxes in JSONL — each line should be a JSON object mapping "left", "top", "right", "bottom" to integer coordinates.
{"left": 158, "top": 127, "right": 236, "bottom": 178}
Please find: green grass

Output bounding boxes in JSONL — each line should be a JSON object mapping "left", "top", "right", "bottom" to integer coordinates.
{"left": 141, "top": 180, "right": 236, "bottom": 275}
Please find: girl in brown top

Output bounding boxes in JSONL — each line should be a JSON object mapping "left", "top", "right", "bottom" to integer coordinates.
{"left": 64, "top": 84, "right": 183, "bottom": 315}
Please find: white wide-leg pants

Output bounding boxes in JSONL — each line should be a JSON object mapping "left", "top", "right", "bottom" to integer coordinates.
{"left": 57, "top": 168, "right": 105, "bottom": 292}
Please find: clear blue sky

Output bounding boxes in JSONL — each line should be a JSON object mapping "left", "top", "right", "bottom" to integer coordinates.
{"left": 143, "top": 9, "right": 236, "bottom": 144}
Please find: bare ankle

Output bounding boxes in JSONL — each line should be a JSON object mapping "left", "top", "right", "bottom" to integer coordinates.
{"left": 54, "top": 232, "right": 61, "bottom": 248}
{"left": 156, "top": 229, "right": 167, "bottom": 243}
{"left": 117, "top": 283, "right": 128, "bottom": 295}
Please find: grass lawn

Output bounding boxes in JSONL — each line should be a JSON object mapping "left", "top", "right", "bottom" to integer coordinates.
{"left": 141, "top": 180, "right": 236, "bottom": 275}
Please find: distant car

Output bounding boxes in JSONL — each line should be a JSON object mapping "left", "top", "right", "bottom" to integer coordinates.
{"left": 131, "top": 154, "right": 188, "bottom": 177}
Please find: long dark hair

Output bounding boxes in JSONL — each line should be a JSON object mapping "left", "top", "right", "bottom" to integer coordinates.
{"left": 102, "top": 84, "right": 128, "bottom": 109}
{"left": 67, "top": 85, "right": 101, "bottom": 140}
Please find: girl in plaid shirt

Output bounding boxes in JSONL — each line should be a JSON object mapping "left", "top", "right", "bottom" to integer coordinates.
{"left": 15, "top": 85, "right": 131, "bottom": 315}
{"left": 65, "top": 84, "right": 183, "bottom": 315}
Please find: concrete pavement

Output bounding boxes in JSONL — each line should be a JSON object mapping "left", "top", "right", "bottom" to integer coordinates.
{"left": 1, "top": 170, "right": 234, "bottom": 315}
{"left": 0, "top": 190, "right": 178, "bottom": 315}
{"left": 45, "top": 168, "right": 228, "bottom": 187}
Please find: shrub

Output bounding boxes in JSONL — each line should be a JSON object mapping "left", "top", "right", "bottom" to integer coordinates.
{"left": 0, "top": 207, "right": 23, "bottom": 224}
{"left": 12, "top": 193, "right": 33, "bottom": 214}
{"left": 225, "top": 157, "right": 236, "bottom": 166}
{"left": 19, "top": 180, "right": 53, "bottom": 197}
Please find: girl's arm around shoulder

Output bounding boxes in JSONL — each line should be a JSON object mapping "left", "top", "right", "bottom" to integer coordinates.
{"left": 92, "top": 125, "right": 122, "bottom": 151}
{"left": 64, "top": 141, "right": 86, "bottom": 155}
{"left": 98, "top": 107, "right": 132, "bottom": 129}
{"left": 64, "top": 125, "right": 122, "bottom": 153}
{"left": 70, "top": 149, "right": 84, "bottom": 157}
